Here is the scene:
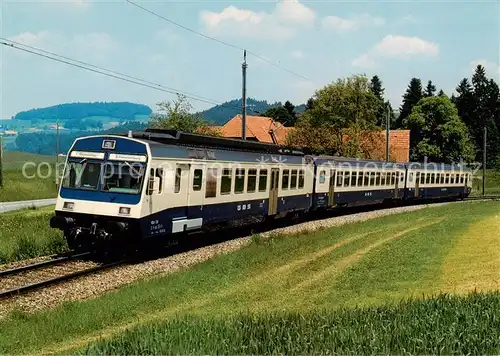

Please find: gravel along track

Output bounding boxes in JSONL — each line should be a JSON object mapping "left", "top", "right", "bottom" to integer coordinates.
{"left": 0, "top": 200, "right": 475, "bottom": 318}
{"left": 0, "top": 260, "right": 100, "bottom": 292}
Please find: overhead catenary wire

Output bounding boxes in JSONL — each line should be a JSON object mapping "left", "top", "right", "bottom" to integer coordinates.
{"left": 125, "top": 0, "right": 313, "bottom": 82}
{"left": 0, "top": 38, "right": 262, "bottom": 115}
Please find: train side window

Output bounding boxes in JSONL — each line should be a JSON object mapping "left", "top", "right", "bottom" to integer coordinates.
{"left": 319, "top": 170, "right": 326, "bottom": 184}
{"left": 205, "top": 168, "right": 217, "bottom": 198}
{"left": 390, "top": 173, "right": 395, "bottom": 185}
{"left": 369, "top": 172, "right": 375, "bottom": 186}
{"left": 351, "top": 172, "right": 357, "bottom": 187}
{"left": 358, "top": 172, "right": 364, "bottom": 186}
{"left": 363, "top": 172, "right": 369, "bottom": 186}
{"left": 336, "top": 171, "right": 343, "bottom": 187}
{"left": 375, "top": 172, "right": 381, "bottom": 186}
{"left": 400, "top": 173, "right": 405, "bottom": 182}
{"left": 174, "top": 168, "right": 182, "bottom": 193}
{"left": 282, "top": 169, "right": 290, "bottom": 190}
{"left": 259, "top": 169, "right": 268, "bottom": 191}
{"left": 430, "top": 173, "right": 435, "bottom": 184}
{"left": 445, "top": 174, "right": 449, "bottom": 184}
{"left": 425, "top": 173, "right": 430, "bottom": 184}
{"left": 290, "top": 170, "right": 298, "bottom": 189}
{"left": 460, "top": 174, "right": 464, "bottom": 184}
{"left": 247, "top": 169, "right": 257, "bottom": 193}
{"left": 381, "top": 172, "right": 386, "bottom": 185}
{"left": 441, "top": 174, "right": 445, "bottom": 184}
{"left": 193, "top": 169, "right": 203, "bottom": 191}
{"left": 456, "top": 174, "right": 460, "bottom": 184}
{"left": 235, "top": 169, "right": 245, "bottom": 193}
{"left": 220, "top": 168, "right": 232, "bottom": 194}
{"left": 298, "top": 170, "right": 305, "bottom": 188}
{"left": 344, "top": 171, "right": 351, "bottom": 186}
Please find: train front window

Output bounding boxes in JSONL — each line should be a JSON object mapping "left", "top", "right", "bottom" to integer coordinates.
{"left": 102, "top": 163, "right": 144, "bottom": 194}
{"left": 62, "top": 161, "right": 100, "bottom": 190}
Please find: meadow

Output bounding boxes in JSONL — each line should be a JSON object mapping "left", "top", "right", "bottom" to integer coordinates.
{"left": 0, "top": 201, "right": 498, "bottom": 354}
{"left": 0, "top": 151, "right": 59, "bottom": 202}
{"left": 0, "top": 206, "right": 67, "bottom": 264}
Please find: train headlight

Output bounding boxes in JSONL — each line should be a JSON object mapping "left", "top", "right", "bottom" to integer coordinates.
{"left": 63, "top": 202, "right": 74, "bottom": 210}
{"left": 119, "top": 207, "right": 131, "bottom": 215}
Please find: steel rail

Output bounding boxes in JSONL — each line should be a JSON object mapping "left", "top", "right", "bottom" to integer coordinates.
{"left": 0, "top": 252, "right": 92, "bottom": 278}
{"left": 0, "top": 259, "right": 127, "bottom": 299}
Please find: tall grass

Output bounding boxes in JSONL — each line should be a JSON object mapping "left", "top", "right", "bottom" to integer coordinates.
{"left": 0, "top": 206, "right": 67, "bottom": 264}
{"left": 81, "top": 291, "right": 500, "bottom": 355}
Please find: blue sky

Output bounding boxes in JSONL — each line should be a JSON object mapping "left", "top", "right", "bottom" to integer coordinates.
{"left": 1, "top": 0, "right": 499, "bottom": 120}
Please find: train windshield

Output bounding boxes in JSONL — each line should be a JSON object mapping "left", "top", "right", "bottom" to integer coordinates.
{"left": 101, "top": 162, "right": 144, "bottom": 194}
{"left": 62, "top": 161, "right": 101, "bottom": 190}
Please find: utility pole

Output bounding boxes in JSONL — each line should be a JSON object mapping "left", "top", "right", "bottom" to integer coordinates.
{"left": 0, "top": 135, "right": 3, "bottom": 188}
{"left": 55, "top": 120, "right": 60, "bottom": 188}
{"left": 482, "top": 125, "right": 487, "bottom": 196}
{"left": 385, "top": 104, "right": 390, "bottom": 162}
{"left": 241, "top": 49, "right": 248, "bottom": 140}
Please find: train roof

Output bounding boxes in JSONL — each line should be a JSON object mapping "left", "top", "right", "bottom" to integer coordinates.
{"left": 404, "top": 162, "right": 472, "bottom": 171}
{"left": 127, "top": 129, "right": 306, "bottom": 164}
{"left": 310, "top": 155, "right": 406, "bottom": 169}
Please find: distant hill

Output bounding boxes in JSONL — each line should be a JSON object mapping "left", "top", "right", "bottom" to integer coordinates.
{"left": 13, "top": 102, "right": 152, "bottom": 122}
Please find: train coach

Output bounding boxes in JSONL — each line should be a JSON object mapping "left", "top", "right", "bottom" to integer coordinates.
{"left": 49, "top": 129, "right": 473, "bottom": 250}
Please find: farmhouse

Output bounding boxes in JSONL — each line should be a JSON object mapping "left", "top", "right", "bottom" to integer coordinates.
{"left": 217, "top": 115, "right": 410, "bottom": 163}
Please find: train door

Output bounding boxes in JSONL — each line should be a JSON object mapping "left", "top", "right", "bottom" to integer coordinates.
{"left": 414, "top": 172, "right": 420, "bottom": 198}
{"left": 268, "top": 168, "right": 279, "bottom": 215}
{"left": 187, "top": 164, "right": 205, "bottom": 220}
{"left": 328, "top": 169, "right": 336, "bottom": 206}
{"left": 394, "top": 171, "right": 399, "bottom": 199}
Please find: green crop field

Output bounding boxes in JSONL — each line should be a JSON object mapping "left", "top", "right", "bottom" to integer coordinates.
{"left": 0, "top": 151, "right": 59, "bottom": 202}
{"left": 0, "top": 201, "right": 498, "bottom": 355}
{"left": 0, "top": 206, "right": 67, "bottom": 264}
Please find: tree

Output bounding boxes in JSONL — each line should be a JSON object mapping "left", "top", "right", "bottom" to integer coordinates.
{"left": 369, "top": 75, "right": 386, "bottom": 126}
{"left": 397, "top": 78, "right": 423, "bottom": 128}
{"left": 452, "top": 78, "right": 475, "bottom": 136}
{"left": 285, "top": 74, "right": 381, "bottom": 158}
{"left": 437, "top": 89, "right": 446, "bottom": 97}
{"left": 305, "top": 98, "right": 315, "bottom": 110}
{"left": 424, "top": 80, "right": 437, "bottom": 97}
{"left": 148, "top": 94, "right": 220, "bottom": 136}
{"left": 262, "top": 105, "right": 296, "bottom": 126}
{"left": 405, "top": 96, "right": 475, "bottom": 163}
{"left": 0, "top": 136, "right": 3, "bottom": 187}
{"left": 456, "top": 65, "right": 500, "bottom": 166}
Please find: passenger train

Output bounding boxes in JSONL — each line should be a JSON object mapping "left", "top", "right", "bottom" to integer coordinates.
{"left": 49, "top": 129, "right": 473, "bottom": 250}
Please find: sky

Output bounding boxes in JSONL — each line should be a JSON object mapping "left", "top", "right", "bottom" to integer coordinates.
{"left": 0, "top": 0, "right": 499, "bottom": 120}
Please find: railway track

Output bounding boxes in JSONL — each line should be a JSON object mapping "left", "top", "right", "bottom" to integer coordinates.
{"left": 0, "top": 253, "right": 127, "bottom": 300}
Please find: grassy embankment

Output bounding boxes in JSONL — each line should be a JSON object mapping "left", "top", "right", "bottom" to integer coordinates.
{"left": 0, "top": 151, "right": 59, "bottom": 202}
{"left": 0, "top": 206, "right": 67, "bottom": 264}
{"left": 0, "top": 201, "right": 498, "bottom": 354}
{"left": 471, "top": 169, "right": 500, "bottom": 195}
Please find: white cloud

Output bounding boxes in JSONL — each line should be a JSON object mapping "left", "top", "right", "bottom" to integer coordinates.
{"left": 322, "top": 13, "right": 385, "bottom": 33}
{"left": 352, "top": 35, "right": 439, "bottom": 68}
{"left": 8, "top": 31, "right": 52, "bottom": 47}
{"left": 274, "top": 0, "right": 316, "bottom": 24}
{"left": 292, "top": 50, "right": 305, "bottom": 59}
{"left": 470, "top": 59, "right": 500, "bottom": 78}
{"left": 200, "top": 0, "right": 315, "bottom": 40}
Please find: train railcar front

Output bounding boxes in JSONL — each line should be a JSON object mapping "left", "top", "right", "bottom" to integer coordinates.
{"left": 49, "top": 135, "right": 150, "bottom": 250}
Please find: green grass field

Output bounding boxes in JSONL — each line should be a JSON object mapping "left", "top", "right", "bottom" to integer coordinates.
{"left": 0, "top": 206, "right": 67, "bottom": 264}
{"left": 0, "top": 151, "right": 59, "bottom": 202}
{"left": 0, "top": 201, "right": 498, "bottom": 354}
